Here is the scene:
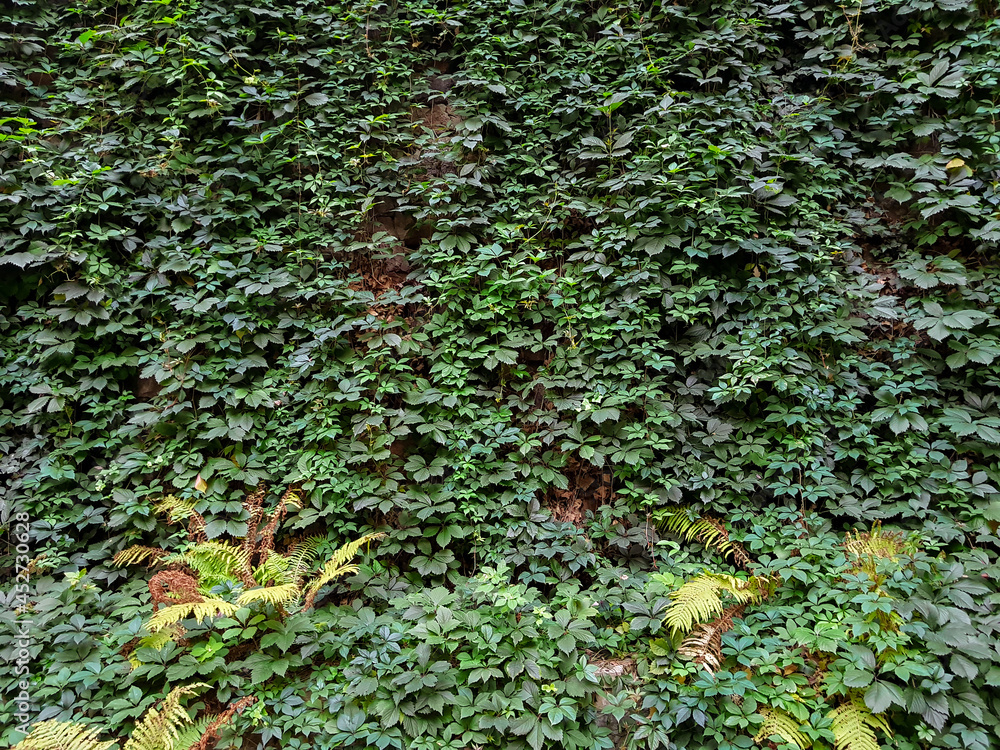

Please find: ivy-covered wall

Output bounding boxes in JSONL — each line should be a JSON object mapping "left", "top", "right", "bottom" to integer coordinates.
{"left": 2, "top": 0, "right": 1000, "bottom": 749}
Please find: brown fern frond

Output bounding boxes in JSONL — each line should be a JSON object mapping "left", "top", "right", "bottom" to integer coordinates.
{"left": 149, "top": 571, "right": 203, "bottom": 613}
{"left": 677, "top": 604, "right": 745, "bottom": 673}
{"left": 187, "top": 512, "right": 207, "bottom": 543}
{"left": 261, "top": 489, "right": 291, "bottom": 541}
{"left": 188, "top": 696, "right": 257, "bottom": 750}
{"left": 257, "top": 488, "right": 300, "bottom": 567}
{"left": 240, "top": 483, "right": 267, "bottom": 564}
{"left": 728, "top": 541, "right": 754, "bottom": 570}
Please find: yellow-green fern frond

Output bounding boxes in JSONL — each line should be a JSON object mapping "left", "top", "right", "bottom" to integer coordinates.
{"left": 167, "top": 716, "right": 215, "bottom": 750}
{"left": 146, "top": 599, "right": 239, "bottom": 633}
{"left": 114, "top": 546, "right": 168, "bottom": 568}
{"left": 153, "top": 494, "right": 198, "bottom": 524}
{"left": 754, "top": 708, "right": 811, "bottom": 749}
{"left": 275, "top": 488, "right": 303, "bottom": 511}
{"left": 654, "top": 507, "right": 751, "bottom": 567}
{"left": 173, "top": 541, "right": 250, "bottom": 588}
{"left": 301, "top": 532, "right": 385, "bottom": 610}
{"left": 123, "top": 683, "right": 207, "bottom": 750}
{"left": 829, "top": 701, "right": 892, "bottom": 750}
{"left": 656, "top": 507, "right": 732, "bottom": 550}
{"left": 141, "top": 629, "right": 180, "bottom": 650}
{"left": 664, "top": 575, "right": 728, "bottom": 635}
{"left": 844, "top": 522, "right": 908, "bottom": 568}
{"left": 664, "top": 573, "right": 768, "bottom": 635}
{"left": 129, "top": 628, "right": 183, "bottom": 667}
{"left": 13, "top": 721, "right": 113, "bottom": 750}
{"left": 14, "top": 686, "right": 209, "bottom": 750}
{"left": 254, "top": 552, "right": 292, "bottom": 587}
{"left": 318, "top": 532, "right": 385, "bottom": 573}
{"left": 237, "top": 583, "right": 301, "bottom": 607}
{"left": 284, "top": 536, "right": 323, "bottom": 578}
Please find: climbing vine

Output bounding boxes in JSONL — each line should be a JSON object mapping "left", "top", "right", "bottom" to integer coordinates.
{"left": 2, "top": 0, "right": 1000, "bottom": 749}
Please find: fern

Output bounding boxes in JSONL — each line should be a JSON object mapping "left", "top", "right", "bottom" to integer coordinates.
{"left": 677, "top": 604, "right": 744, "bottom": 673}
{"left": 654, "top": 506, "right": 752, "bottom": 568}
{"left": 754, "top": 708, "right": 811, "bottom": 749}
{"left": 153, "top": 494, "right": 199, "bottom": 524}
{"left": 14, "top": 685, "right": 209, "bottom": 750}
{"left": 829, "top": 701, "right": 892, "bottom": 750}
{"left": 144, "top": 535, "right": 382, "bottom": 628}
{"left": 128, "top": 629, "right": 184, "bottom": 667}
{"left": 664, "top": 575, "right": 728, "bottom": 635}
{"left": 301, "top": 532, "right": 385, "bottom": 610}
{"left": 13, "top": 721, "right": 114, "bottom": 750}
{"left": 278, "top": 487, "right": 303, "bottom": 511}
{"left": 114, "top": 546, "right": 168, "bottom": 568}
{"left": 254, "top": 551, "right": 292, "bottom": 586}
{"left": 237, "top": 582, "right": 301, "bottom": 607}
{"left": 120, "top": 487, "right": 384, "bottom": 647}
{"left": 168, "top": 716, "right": 215, "bottom": 750}
{"left": 844, "top": 522, "right": 909, "bottom": 579}
{"left": 172, "top": 541, "right": 251, "bottom": 589}
{"left": 678, "top": 621, "right": 723, "bottom": 672}
{"left": 664, "top": 572, "right": 768, "bottom": 635}
{"left": 140, "top": 629, "right": 180, "bottom": 651}
{"left": 184, "top": 696, "right": 257, "bottom": 750}
{"left": 123, "top": 684, "right": 205, "bottom": 750}
{"left": 146, "top": 599, "right": 240, "bottom": 633}
{"left": 656, "top": 506, "right": 733, "bottom": 551}
{"left": 117, "top": 539, "right": 253, "bottom": 592}
{"left": 283, "top": 536, "right": 323, "bottom": 579}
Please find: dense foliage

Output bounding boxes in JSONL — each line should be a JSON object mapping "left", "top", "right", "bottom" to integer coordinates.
{"left": 2, "top": 0, "right": 1000, "bottom": 748}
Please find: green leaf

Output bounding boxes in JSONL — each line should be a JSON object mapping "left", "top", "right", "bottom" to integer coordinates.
{"left": 888, "top": 413, "right": 910, "bottom": 435}
{"left": 336, "top": 706, "right": 366, "bottom": 733}
{"left": 885, "top": 185, "right": 912, "bottom": 202}
{"left": 864, "top": 681, "right": 903, "bottom": 713}
{"left": 843, "top": 668, "right": 874, "bottom": 688}
{"left": 589, "top": 407, "right": 620, "bottom": 424}
{"left": 950, "top": 654, "right": 978, "bottom": 680}
{"left": 556, "top": 633, "right": 576, "bottom": 654}
{"left": 944, "top": 309, "right": 989, "bottom": 330}
{"left": 526, "top": 721, "right": 545, "bottom": 750}
{"left": 351, "top": 676, "right": 378, "bottom": 696}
